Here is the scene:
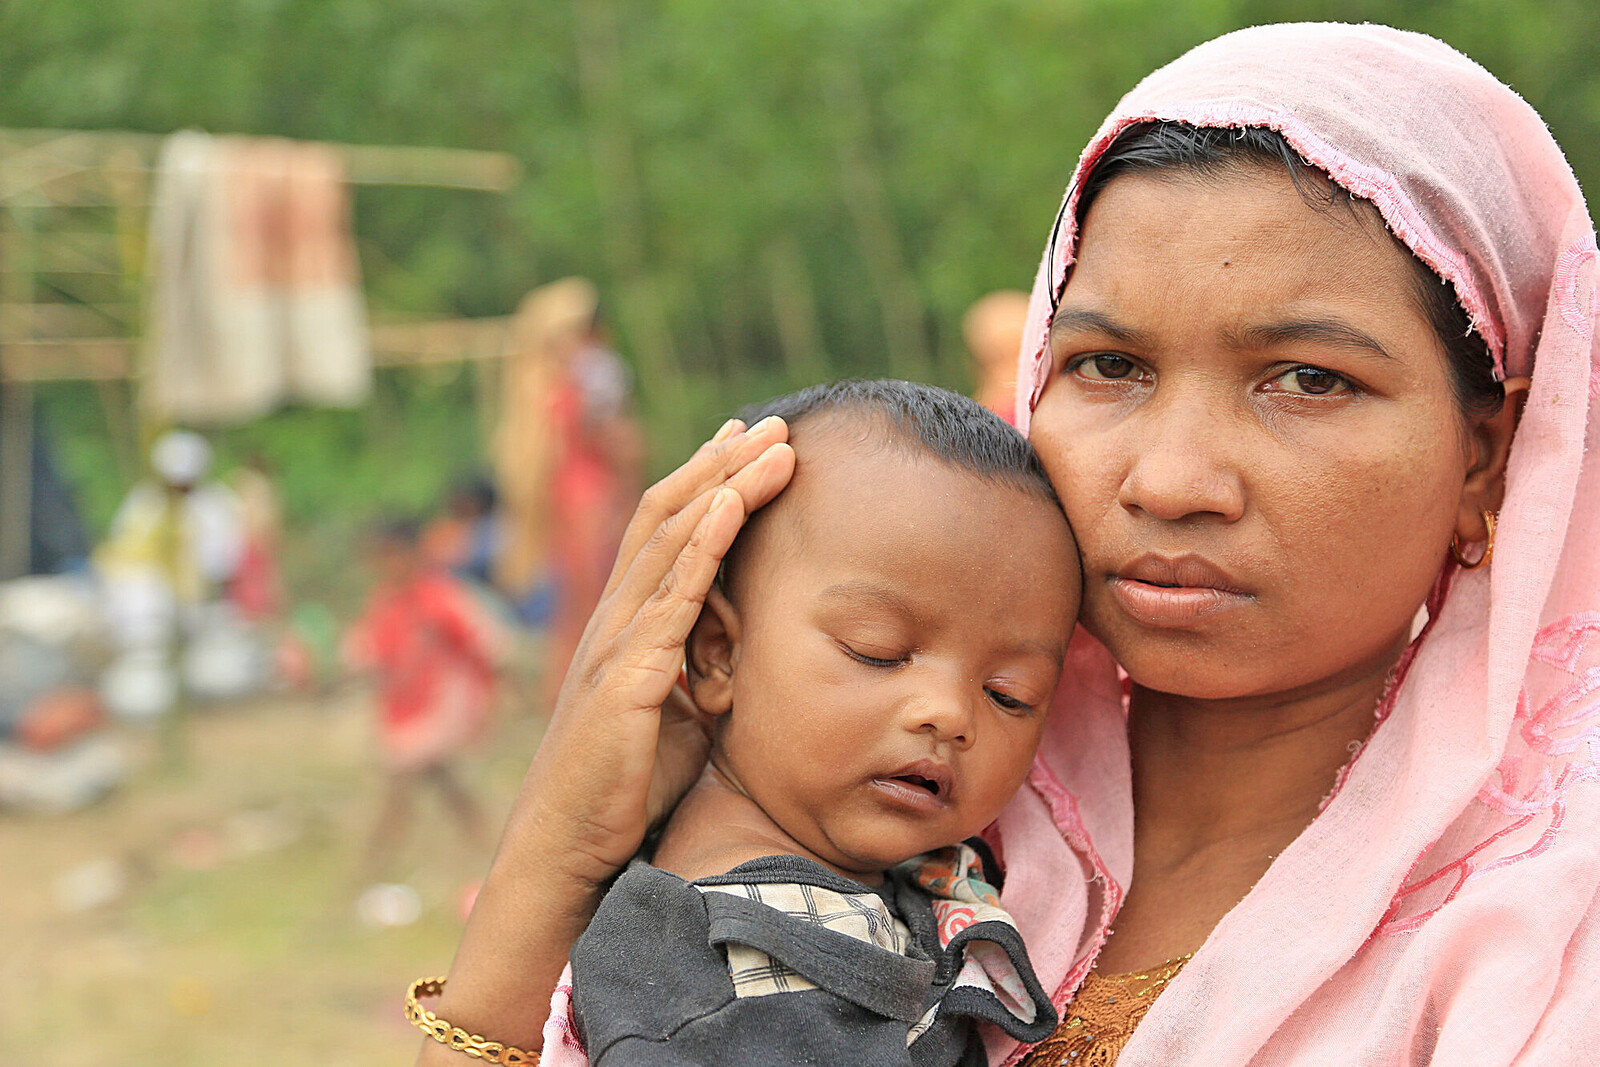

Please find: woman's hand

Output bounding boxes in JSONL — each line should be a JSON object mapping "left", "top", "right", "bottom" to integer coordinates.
{"left": 420, "top": 417, "right": 793, "bottom": 1061}
{"left": 521, "top": 413, "right": 794, "bottom": 884}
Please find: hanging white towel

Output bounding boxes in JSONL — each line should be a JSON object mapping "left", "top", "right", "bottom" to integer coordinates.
{"left": 142, "top": 131, "right": 370, "bottom": 424}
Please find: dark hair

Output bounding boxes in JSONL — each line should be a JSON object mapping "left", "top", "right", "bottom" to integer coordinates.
{"left": 716, "top": 380, "right": 1060, "bottom": 597}
{"left": 449, "top": 474, "right": 499, "bottom": 514}
{"left": 371, "top": 515, "right": 421, "bottom": 547}
{"left": 736, "top": 378, "right": 1057, "bottom": 505}
{"left": 1069, "top": 122, "right": 1504, "bottom": 419}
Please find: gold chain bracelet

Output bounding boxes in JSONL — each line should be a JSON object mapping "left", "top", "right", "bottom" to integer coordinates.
{"left": 405, "top": 976, "right": 541, "bottom": 1065}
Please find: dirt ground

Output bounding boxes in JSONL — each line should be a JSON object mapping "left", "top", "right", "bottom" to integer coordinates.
{"left": 1, "top": 688, "right": 547, "bottom": 1066}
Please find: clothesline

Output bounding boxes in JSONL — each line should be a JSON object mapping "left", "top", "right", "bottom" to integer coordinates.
{"left": 0, "top": 127, "right": 521, "bottom": 204}
{"left": 0, "top": 127, "right": 520, "bottom": 382}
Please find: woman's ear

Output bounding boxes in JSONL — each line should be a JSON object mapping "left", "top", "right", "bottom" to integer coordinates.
{"left": 1457, "top": 375, "right": 1530, "bottom": 542}
{"left": 686, "top": 586, "right": 741, "bottom": 716}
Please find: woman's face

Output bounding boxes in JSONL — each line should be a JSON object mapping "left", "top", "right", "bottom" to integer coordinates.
{"left": 1031, "top": 166, "right": 1483, "bottom": 701}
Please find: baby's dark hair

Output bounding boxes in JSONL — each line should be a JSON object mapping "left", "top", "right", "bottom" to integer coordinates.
{"left": 716, "top": 380, "right": 1061, "bottom": 600}
{"left": 735, "top": 378, "right": 1058, "bottom": 506}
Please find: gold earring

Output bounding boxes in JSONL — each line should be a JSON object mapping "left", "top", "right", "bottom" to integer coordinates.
{"left": 1450, "top": 509, "right": 1497, "bottom": 570}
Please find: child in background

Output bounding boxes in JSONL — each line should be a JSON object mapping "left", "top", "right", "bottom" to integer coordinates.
{"left": 346, "top": 518, "right": 500, "bottom": 879}
{"left": 421, "top": 476, "right": 502, "bottom": 590}
{"left": 568, "top": 381, "right": 1081, "bottom": 1066}
{"left": 962, "top": 290, "right": 1031, "bottom": 426}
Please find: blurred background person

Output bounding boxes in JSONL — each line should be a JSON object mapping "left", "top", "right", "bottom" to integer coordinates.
{"left": 344, "top": 517, "right": 500, "bottom": 883}
{"left": 0, "top": 387, "right": 91, "bottom": 577}
{"left": 98, "top": 431, "right": 244, "bottom": 613}
{"left": 493, "top": 278, "right": 642, "bottom": 710}
{"left": 94, "top": 431, "right": 251, "bottom": 724}
{"left": 226, "top": 451, "right": 284, "bottom": 625}
{"left": 422, "top": 475, "right": 502, "bottom": 590}
{"left": 962, "top": 289, "right": 1031, "bottom": 425}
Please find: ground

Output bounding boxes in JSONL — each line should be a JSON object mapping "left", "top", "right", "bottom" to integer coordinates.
{"left": 1, "top": 689, "right": 546, "bottom": 1067}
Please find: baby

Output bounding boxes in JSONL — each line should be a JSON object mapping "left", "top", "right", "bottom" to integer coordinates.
{"left": 571, "top": 380, "right": 1081, "bottom": 1066}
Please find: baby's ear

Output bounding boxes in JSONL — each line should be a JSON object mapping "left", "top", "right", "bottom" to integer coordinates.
{"left": 686, "top": 586, "right": 740, "bottom": 716}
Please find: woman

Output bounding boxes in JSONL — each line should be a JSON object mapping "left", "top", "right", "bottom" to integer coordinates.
{"left": 416, "top": 24, "right": 1598, "bottom": 1066}
{"left": 494, "top": 278, "right": 644, "bottom": 692}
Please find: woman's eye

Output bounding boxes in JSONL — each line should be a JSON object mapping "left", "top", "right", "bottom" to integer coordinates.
{"left": 1072, "top": 353, "right": 1139, "bottom": 381}
{"left": 985, "top": 687, "right": 1032, "bottom": 714}
{"left": 841, "top": 643, "right": 907, "bottom": 668}
{"left": 1269, "top": 365, "right": 1351, "bottom": 396}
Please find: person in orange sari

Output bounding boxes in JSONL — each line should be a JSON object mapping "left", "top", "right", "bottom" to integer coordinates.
{"left": 494, "top": 279, "right": 642, "bottom": 710}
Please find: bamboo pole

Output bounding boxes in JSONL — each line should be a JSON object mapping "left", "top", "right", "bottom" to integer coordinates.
{"left": 0, "top": 204, "right": 37, "bottom": 579}
{"left": 0, "top": 382, "right": 34, "bottom": 580}
{"left": 0, "top": 128, "right": 521, "bottom": 203}
{"left": 106, "top": 148, "right": 147, "bottom": 480}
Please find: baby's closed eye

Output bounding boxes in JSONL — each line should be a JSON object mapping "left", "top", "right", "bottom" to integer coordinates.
{"left": 836, "top": 638, "right": 911, "bottom": 668}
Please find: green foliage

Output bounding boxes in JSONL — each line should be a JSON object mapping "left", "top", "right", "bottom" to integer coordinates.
{"left": 6, "top": 0, "right": 1599, "bottom": 530}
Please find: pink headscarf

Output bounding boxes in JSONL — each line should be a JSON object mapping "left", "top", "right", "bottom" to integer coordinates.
{"left": 995, "top": 22, "right": 1600, "bottom": 1067}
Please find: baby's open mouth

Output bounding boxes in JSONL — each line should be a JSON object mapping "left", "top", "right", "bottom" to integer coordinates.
{"left": 877, "top": 760, "right": 952, "bottom": 805}
{"left": 891, "top": 773, "right": 941, "bottom": 796}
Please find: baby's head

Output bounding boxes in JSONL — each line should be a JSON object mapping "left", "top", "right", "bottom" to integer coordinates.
{"left": 686, "top": 380, "right": 1081, "bottom": 880}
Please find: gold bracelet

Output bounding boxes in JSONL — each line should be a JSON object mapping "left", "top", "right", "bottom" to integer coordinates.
{"left": 405, "top": 976, "right": 541, "bottom": 1065}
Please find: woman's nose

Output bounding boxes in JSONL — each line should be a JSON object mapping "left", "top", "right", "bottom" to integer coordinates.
{"left": 1117, "top": 398, "right": 1245, "bottom": 523}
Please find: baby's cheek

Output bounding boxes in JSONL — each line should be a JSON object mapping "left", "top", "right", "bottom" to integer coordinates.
{"left": 970, "top": 732, "right": 1043, "bottom": 827}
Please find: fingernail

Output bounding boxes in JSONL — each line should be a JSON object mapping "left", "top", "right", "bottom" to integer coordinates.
{"left": 745, "top": 415, "right": 781, "bottom": 436}
{"left": 711, "top": 418, "right": 741, "bottom": 443}
{"left": 709, "top": 487, "right": 736, "bottom": 512}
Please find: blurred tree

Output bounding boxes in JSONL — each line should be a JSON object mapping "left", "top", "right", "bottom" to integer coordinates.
{"left": 2, "top": 0, "right": 1595, "bottom": 524}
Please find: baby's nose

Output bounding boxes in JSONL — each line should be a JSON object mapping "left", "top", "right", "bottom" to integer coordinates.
{"left": 911, "top": 694, "right": 975, "bottom": 747}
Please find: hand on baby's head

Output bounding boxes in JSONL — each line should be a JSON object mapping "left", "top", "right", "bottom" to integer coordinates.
{"left": 675, "top": 380, "right": 1081, "bottom": 883}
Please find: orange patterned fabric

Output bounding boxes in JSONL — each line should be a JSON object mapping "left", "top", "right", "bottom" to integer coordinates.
{"left": 1020, "top": 957, "right": 1189, "bottom": 1067}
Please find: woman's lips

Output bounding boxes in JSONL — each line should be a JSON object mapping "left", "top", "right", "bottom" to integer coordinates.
{"left": 1108, "top": 554, "right": 1254, "bottom": 628}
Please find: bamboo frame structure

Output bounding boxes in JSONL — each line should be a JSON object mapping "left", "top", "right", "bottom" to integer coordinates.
{"left": 0, "top": 127, "right": 521, "bottom": 578}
